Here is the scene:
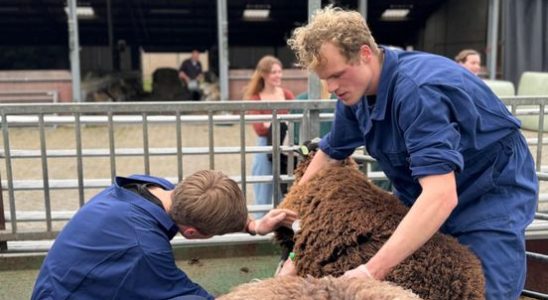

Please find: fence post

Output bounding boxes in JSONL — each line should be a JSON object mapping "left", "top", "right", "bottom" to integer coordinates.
{"left": 0, "top": 172, "right": 7, "bottom": 252}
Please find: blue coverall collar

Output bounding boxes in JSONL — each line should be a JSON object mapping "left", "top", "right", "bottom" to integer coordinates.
{"left": 368, "top": 45, "right": 398, "bottom": 122}
{"left": 114, "top": 176, "right": 179, "bottom": 239}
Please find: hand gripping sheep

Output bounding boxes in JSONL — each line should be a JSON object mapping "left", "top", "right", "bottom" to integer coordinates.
{"left": 274, "top": 142, "right": 486, "bottom": 300}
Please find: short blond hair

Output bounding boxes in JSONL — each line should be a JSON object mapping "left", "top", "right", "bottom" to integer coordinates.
{"left": 455, "top": 49, "right": 480, "bottom": 63}
{"left": 288, "top": 6, "right": 379, "bottom": 70}
{"left": 169, "top": 170, "right": 247, "bottom": 235}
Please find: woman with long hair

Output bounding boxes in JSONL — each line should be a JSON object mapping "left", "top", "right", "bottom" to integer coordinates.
{"left": 244, "top": 55, "right": 295, "bottom": 213}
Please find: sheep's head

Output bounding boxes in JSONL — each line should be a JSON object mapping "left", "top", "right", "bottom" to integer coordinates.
{"left": 292, "top": 139, "right": 360, "bottom": 185}
{"left": 292, "top": 139, "right": 321, "bottom": 184}
{"left": 275, "top": 139, "right": 361, "bottom": 257}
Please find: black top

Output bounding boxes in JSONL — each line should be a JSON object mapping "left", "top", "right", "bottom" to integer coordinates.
{"left": 179, "top": 59, "right": 203, "bottom": 79}
{"left": 122, "top": 182, "right": 165, "bottom": 210}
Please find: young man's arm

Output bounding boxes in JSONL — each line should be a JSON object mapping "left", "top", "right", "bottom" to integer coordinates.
{"left": 298, "top": 149, "right": 341, "bottom": 185}
{"left": 344, "top": 172, "right": 458, "bottom": 280}
{"left": 245, "top": 209, "right": 298, "bottom": 235}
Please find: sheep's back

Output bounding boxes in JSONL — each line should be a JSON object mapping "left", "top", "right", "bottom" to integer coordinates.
{"left": 292, "top": 166, "right": 408, "bottom": 276}
{"left": 286, "top": 165, "right": 485, "bottom": 300}
{"left": 218, "top": 276, "right": 421, "bottom": 300}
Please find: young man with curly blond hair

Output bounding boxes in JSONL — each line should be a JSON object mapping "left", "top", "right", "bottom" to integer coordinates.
{"left": 285, "top": 6, "right": 537, "bottom": 300}
{"left": 32, "top": 170, "right": 296, "bottom": 300}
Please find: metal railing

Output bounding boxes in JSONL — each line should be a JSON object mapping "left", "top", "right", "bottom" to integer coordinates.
{"left": 0, "top": 90, "right": 58, "bottom": 104}
{"left": 0, "top": 97, "right": 547, "bottom": 297}
{"left": 0, "top": 100, "right": 333, "bottom": 243}
{"left": 1, "top": 98, "right": 548, "bottom": 239}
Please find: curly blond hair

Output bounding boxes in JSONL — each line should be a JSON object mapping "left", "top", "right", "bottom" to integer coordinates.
{"left": 287, "top": 6, "right": 379, "bottom": 70}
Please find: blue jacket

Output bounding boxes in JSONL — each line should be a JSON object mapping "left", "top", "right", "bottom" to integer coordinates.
{"left": 32, "top": 175, "right": 214, "bottom": 300}
{"left": 319, "top": 47, "right": 537, "bottom": 234}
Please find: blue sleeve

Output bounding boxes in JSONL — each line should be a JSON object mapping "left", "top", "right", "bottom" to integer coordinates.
{"left": 319, "top": 100, "right": 364, "bottom": 160}
{"left": 120, "top": 250, "right": 214, "bottom": 300}
{"left": 395, "top": 78, "right": 464, "bottom": 178}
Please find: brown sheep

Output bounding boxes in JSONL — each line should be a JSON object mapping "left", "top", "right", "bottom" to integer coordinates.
{"left": 274, "top": 147, "right": 485, "bottom": 300}
{"left": 218, "top": 275, "right": 421, "bottom": 300}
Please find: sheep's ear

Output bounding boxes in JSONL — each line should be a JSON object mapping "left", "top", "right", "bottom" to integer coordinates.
{"left": 298, "top": 138, "right": 321, "bottom": 156}
{"left": 294, "top": 144, "right": 311, "bottom": 158}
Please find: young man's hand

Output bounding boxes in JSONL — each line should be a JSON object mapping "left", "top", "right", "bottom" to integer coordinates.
{"left": 342, "top": 264, "right": 376, "bottom": 280}
{"left": 277, "top": 258, "right": 297, "bottom": 277}
{"left": 248, "top": 209, "right": 297, "bottom": 235}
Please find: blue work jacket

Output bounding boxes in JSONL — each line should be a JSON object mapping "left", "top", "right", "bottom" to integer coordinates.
{"left": 32, "top": 175, "right": 214, "bottom": 300}
{"left": 319, "top": 47, "right": 537, "bottom": 234}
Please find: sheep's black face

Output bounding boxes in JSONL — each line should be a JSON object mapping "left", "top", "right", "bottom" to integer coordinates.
{"left": 274, "top": 226, "right": 295, "bottom": 259}
{"left": 293, "top": 150, "right": 316, "bottom": 184}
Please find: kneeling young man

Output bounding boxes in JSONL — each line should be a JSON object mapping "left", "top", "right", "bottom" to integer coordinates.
{"left": 32, "top": 170, "right": 296, "bottom": 299}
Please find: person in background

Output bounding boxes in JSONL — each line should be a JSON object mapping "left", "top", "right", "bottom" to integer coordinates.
{"left": 284, "top": 6, "right": 537, "bottom": 299}
{"left": 455, "top": 49, "right": 482, "bottom": 76}
{"left": 243, "top": 55, "right": 295, "bottom": 214}
{"left": 179, "top": 49, "right": 204, "bottom": 100}
{"left": 32, "top": 170, "right": 296, "bottom": 300}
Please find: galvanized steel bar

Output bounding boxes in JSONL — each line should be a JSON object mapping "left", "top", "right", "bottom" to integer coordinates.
{"left": 358, "top": 0, "right": 368, "bottom": 20}
{"left": 38, "top": 114, "right": 52, "bottom": 232}
{"left": 308, "top": 107, "right": 321, "bottom": 140}
{"left": 108, "top": 111, "right": 116, "bottom": 182}
{"left": 1, "top": 112, "right": 16, "bottom": 234}
{"left": 67, "top": 0, "right": 82, "bottom": 102}
{"left": 176, "top": 110, "right": 183, "bottom": 182}
{"left": 239, "top": 110, "right": 247, "bottom": 199}
{"left": 0, "top": 174, "right": 5, "bottom": 250}
{"left": 216, "top": 0, "right": 229, "bottom": 101}
{"left": 299, "top": 0, "right": 323, "bottom": 144}
{"left": 74, "top": 113, "right": 85, "bottom": 207}
{"left": 208, "top": 111, "right": 215, "bottom": 169}
{"left": 486, "top": 0, "right": 500, "bottom": 79}
{"left": 0, "top": 97, "right": 547, "bottom": 244}
{"left": 521, "top": 289, "right": 548, "bottom": 299}
{"left": 272, "top": 110, "right": 280, "bottom": 206}
{"left": 535, "top": 213, "right": 548, "bottom": 221}
{"left": 142, "top": 113, "right": 150, "bottom": 175}
{"left": 0, "top": 101, "right": 336, "bottom": 115}
{"left": 526, "top": 251, "right": 548, "bottom": 262}
{"left": 287, "top": 121, "right": 296, "bottom": 176}
{"left": 536, "top": 103, "right": 545, "bottom": 171}
{"left": 307, "top": 0, "right": 322, "bottom": 102}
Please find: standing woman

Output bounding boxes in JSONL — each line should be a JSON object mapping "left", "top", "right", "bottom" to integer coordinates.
{"left": 244, "top": 55, "right": 295, "bottom": 212}
{"left": 455, "top": 49, "right": 482, "bottom": 76}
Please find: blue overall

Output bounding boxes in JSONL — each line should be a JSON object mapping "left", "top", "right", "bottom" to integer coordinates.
{"left": 319, "top": 47, "right": 538, "bottom": 299}
{"left": 32, "top": 175, "right": 214, "bottom": 300}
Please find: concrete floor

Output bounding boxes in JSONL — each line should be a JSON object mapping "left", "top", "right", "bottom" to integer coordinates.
{"left": 0, "top": 255, "right": 281, "bottom": 300}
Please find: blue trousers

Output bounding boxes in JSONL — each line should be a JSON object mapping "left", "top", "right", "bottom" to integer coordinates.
{"left": 448, "top": 134, "right": 537, "bottom": 299}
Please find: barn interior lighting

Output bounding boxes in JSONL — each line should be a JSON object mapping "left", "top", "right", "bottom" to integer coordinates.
{"left": 243, "top": 4, "right": 270, "bottom": 21}
{"left": 381, "top": 8, "right": 410, "bottom": 21}
{"left": 64, "top": 6, "right": 95, "bottom": 19}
